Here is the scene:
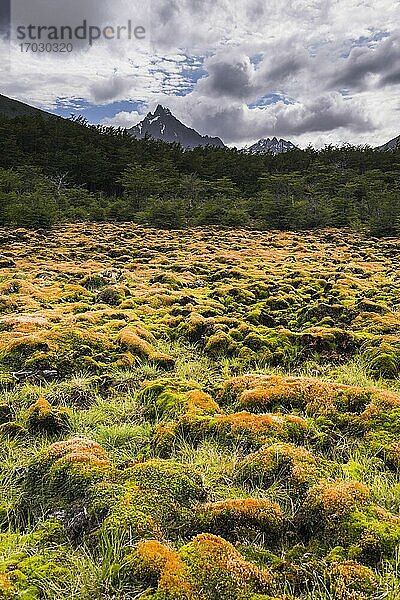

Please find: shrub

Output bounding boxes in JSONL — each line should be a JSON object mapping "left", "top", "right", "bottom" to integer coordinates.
{"left": 96, "top": 285, "right": 125, "bottom": 306}
{"left": 140, "top": 197, "right": 186, "bottom": 229}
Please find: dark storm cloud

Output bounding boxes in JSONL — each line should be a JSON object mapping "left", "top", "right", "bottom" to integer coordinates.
{"left": 185, "top": 0, "right": 211, "bottom": 14}
{"left": 200, "top": 52, "right": 256, "bottom": 100}
{"left": 262, "top": 52, "right": 308, "bottom": 82}
{"left": 4, "top": 0, "right": 396, "bottom": 147}
{"left": 245, "top": 0, "right": 266, "bottom": 22}
{"left": 154, "top": 0, "right": 180, "bottom": 25}
{"left": 151, "top": 0, "right": 236, "bottom": 50}
{"left": 329, "top": 32, "right": 400, "bottom": 90}
{"left": 184, "top": 91, "right": 375, "bottom": 145}
{"left": 381, "top": 66, "right": 400, "bottom": 85}
{"left": 90, "top": 76, "right": 133, "bottom": 103}
{"left": 286, "top": 94, "right": 374, "bottom": 135}
{"left": 196, "top": 44, "right": 309, "bottom": 102}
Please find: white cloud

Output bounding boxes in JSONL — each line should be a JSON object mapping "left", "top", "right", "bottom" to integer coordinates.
{"left": 100, "top": 110, "right": 142, "bottom": 128}
{"left": 0, "top": 0, "right": 399, "bottom": 146}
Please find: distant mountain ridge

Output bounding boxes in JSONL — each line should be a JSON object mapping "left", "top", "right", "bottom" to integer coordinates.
{"left": 378, "top": 134, "right": 400, "bottom": 151}
{"left": 1, "top": 93, "right": 399, "bottom": 155}
{"left": 128, "top": 105, "right": 226, "bottom": 149}
{"left": 248, "top": 137, "right": 297, "bottom": 155}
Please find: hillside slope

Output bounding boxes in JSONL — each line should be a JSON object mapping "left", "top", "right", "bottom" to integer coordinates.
{"left": 378, "top": 134, "right": 400, "bottom": 151}
{"left": 0, "top": 93, "right": 53, "bottom": 118}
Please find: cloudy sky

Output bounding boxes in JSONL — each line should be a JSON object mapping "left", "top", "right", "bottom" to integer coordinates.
{"left": 1, "top": 0, "right": 400, "bottom": 148}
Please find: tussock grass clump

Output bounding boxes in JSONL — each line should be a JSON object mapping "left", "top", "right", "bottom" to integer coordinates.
{"left": 137, "top": 378, "right": 220, "bottom": 421}
{"left": 47, "top": 375, "right": 100, "bottom": 407}
{"left": 26, "top": 397, "right": 70, "bottom": 435}
{"left": 218, "top": 374, "right": 400, "bottom": 434}
{"left": 326, "top": 560, "right": 378, "bottom": 599}
{"left": 153, "top": 411, "right": 308, "bottom": 456}
{"left": 19, "top": 437, "right": 112, "bottom": 518}
{"left": 0, "top": 404, "right": 13, "bottom": 424}
{"left": 118, "top": 327, "right": 175, "bottom": 370}
{"left": 194, "top": 498, "right": 284, "bottom": 541}
{"left": 0, "top": 422, "right": 26, "bottom": 439}
{"left": 129, "top": 534, "right": 273, "bottom": 600}
{"left": 235, "top": 443, "right": 321, "bottom": 489}
{"left": 302, "top": 479, "right": 371, "bottom": 525}
{"left": 99, "top": 459, "right": 206, "bottom": 542}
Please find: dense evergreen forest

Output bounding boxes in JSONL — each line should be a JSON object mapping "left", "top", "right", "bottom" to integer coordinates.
{"left": 0, "top": 113, "right": 399, "bottom": 235}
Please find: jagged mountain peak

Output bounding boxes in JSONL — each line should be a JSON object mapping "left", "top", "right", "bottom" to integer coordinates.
{"left": 154, "top": 104, "right": 172, "bottom": 116}
{"left": 128, "top": 106, "right": 226, "bottom": 149}
{"left": 248, "top": 137, "right": 297, "bottom": 155}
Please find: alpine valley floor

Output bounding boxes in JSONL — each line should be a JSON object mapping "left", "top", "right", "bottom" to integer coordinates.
{"left": 0, "top": 223, "right": 400, "bottom": 599}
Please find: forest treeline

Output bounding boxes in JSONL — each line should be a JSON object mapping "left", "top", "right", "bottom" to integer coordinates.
{"left": 0, "top": 113, "right": 399, "bottom": 235}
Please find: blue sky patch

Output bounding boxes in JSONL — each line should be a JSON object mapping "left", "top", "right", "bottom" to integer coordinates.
{"left": 52, "top": 98, "right": 146, "bottom": 123}
{"left": 248, "top": 93, "right": 295, "bottom": 109}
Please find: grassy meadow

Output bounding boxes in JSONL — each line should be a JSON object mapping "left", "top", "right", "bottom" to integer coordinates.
{"left": 0, "top": 223, "right": 400, "bottom": 599}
